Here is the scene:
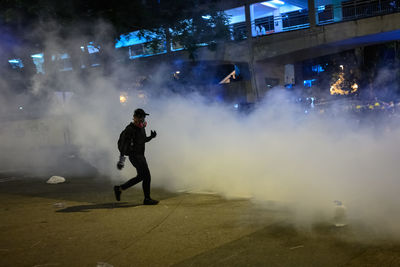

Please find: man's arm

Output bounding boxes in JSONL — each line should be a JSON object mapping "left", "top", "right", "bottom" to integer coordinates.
{"left": 145, "top": 130, "right": 157, "bottom": 142}
{"left": 117, "top": 126, "right": 134, "bottom": 169}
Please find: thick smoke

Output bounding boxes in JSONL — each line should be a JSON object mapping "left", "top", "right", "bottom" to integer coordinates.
{"left": 1, "top": 21, "right": 400, "bottom": 239}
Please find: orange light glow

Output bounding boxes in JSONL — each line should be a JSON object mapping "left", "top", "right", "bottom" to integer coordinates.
{"left": 120, "top": 94, "right": 127, "bottom": 104}
{"left": 330, "top": 73, "right": 359, "bottom": 96}
{"left": 351, "top": 83, "right": 358, "bottom": 93}
{"left": 330, "top": 73, "right": 347, "bottom": 95}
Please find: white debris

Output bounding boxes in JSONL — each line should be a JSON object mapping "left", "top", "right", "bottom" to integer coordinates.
{"left": 46, "top": 176, "right": 66, "bottom": 184}
{"left": 333, "top": 200, "right": 347, "bottom": 227}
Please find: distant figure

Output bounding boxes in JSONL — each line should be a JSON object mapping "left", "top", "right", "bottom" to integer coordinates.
{"left": 256, "top": 26, "right": 261, "bottom": 36}
{"left": 114, "top": 108, "right": 158, "bottom": 205}
{"left": 260, "top": 25, "right": 266, "bottom": 35}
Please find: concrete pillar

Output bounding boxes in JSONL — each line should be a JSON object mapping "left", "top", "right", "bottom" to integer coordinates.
{"left": 245, "top": 4, "right": 257, "bottom": 37}
{"left": 245, "top": 3, "right": 259, "bottom": 101}
{"left": 251, "top": 5, "right": 257, "bottom": 37}
{"left": 308, "top": 0, "right": 317, "bottom": 27}
{"left": 273, "top": 9, "right": 283, "bottom": 32}
{"left": 284, "top": 64, "right": 295, "bottom": 85}
{"left": 333, "top": 0, "right": 343, "bottom": 22}
{"left": 245, "top": 4, "right": 252, "bottom": 39}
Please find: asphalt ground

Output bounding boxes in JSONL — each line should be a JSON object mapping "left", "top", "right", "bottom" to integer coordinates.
{"left": 1, "top": 171, "right": 400, "bottom": 267}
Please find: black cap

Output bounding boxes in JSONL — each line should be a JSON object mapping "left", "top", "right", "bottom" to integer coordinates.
{"left": 134, "top": 108, "right": 149, "bottom": 117}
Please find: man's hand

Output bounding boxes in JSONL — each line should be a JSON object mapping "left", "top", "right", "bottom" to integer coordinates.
{"left": 150, "top": 130, "right": 157, "bottom": 139}
{"left": 117, "top": 156, "right": 125, "bottom": 170}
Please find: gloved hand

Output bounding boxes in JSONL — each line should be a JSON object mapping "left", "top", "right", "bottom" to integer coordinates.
{"left": 150, "top": 130, "right": 157, "bottom": 139}
{"left": 117, "top": 156, "right": 125, "bottom": 170}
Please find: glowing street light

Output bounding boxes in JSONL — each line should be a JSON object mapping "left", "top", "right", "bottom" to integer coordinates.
{"left": 31, "top": 54, "right": 43, "bottom": 58}
{"left": 120, "top": 94, "right": 127, "bottom": 104}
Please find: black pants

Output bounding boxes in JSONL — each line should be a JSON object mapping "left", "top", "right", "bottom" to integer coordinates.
{"left": 120, "top": 155, "right": 151, "bottom": 199}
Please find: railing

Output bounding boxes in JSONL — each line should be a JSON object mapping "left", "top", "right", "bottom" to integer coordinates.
{"left": 123, "top": 0, "right": 399, "bottom": 58}
{"left": 253, "top": 9, "right": 310, "bottom": 37}
{"left": 281, "top": 9, "right": 310, "bottom": 31}
{"left": 230, "top": 0, "right": 398, "bottom": 41}
{"left": 318, "top": 0, "right": 400, "bottom": 25}
{"left": 230, "top": 22, "right": 247, "bottom": 41}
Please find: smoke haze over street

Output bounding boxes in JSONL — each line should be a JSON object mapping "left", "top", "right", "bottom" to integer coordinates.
{"left": 1, "top": 21, "right": 400, "bottom": 240}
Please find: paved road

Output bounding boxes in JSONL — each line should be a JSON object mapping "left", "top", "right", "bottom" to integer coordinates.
{"left": 1, "top": 172, "right": 400, "bottom": 267}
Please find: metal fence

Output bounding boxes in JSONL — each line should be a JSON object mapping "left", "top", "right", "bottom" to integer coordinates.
{"left": 230, "top": 9, "right": 310, "bottom": 40}
{"left": 318, "top": 0, "right": 400, "bottom": 25}
{"left": 229, "top": 0, "right": 398, "bottom": 41}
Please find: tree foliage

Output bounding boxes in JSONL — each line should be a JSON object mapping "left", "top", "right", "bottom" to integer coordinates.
{"left": 0, "top": 0, "right": 232, "bottom": 60}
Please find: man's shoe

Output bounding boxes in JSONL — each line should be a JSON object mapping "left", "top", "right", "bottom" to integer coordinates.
{"left": 143, "top": 198, "right": 159, "bottom": 205}
{"left": 114, "top": 186, "right": 121, "bottom": 201}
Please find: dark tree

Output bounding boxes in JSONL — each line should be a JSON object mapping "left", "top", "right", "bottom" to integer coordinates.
{"left": 0, "top": 0, "right": 232, "bottom": 73}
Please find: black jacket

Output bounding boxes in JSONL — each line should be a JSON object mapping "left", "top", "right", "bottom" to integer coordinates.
{"left": 120, "top": 122, "right": 153, "bottom": 156}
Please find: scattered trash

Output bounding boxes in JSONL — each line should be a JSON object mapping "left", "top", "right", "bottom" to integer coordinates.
{"left": 53, "top": 203, "right": 66, "bottom": 208}
{"left": 97, "top": 262, "right": 114, "bottom": 267}
{"left": 333, "top": 200, "right": 347, "bottom": 227}
{"left": 289, "top": 245, "right": 304, "bottom": 250}
{"left": 46, "top": 176, "right": 66, "bottom": 184}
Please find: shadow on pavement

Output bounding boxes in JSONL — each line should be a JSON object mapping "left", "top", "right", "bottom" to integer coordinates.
{"left": 56, "top": 202, "right": 141, "bottom": 213}
{"left": 0, "top": 173, "right": 179, "bottom": 204}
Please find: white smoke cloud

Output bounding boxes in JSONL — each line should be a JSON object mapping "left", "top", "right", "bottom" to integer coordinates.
{"left": 1, "top": 21, "right": 400, "bottom": 240}
{"left": 143, "top": 90, "right": 400, "bottom": 236}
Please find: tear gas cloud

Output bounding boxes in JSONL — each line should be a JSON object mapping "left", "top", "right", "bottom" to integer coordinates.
{"left": 1, "top": 22, "right": 400, "bottom": 239}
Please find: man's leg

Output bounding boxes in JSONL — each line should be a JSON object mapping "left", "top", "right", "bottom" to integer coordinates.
{"left": 139, "top": 157, "right": 158, "bottom": 205}
{"left": 141, "top": 163, "right": 151, "bottom": 199}
{"left": 120, "top": 176, "right": 143, "bottom": 190}
{"left": 114, "top": 155, "right": 158, "bottom": 204}
{"left": 114, "top": 156, "right": 143, "bottom": 201}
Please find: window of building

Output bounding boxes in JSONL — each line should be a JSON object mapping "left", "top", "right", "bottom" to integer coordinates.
{"left": 250, "top": 1, "right": 309, "bottom": 36}
{"left": 8, "top": 59, "right": 24, "bottom": 69}
{"left": 31, "top": 53, "right": 45, "bottom": 74}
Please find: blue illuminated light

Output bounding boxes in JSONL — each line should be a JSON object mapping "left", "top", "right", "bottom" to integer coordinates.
{"left": 87, "top": 43, "right": 100, "bottom": 54}
{"left": 31, "top": 53, "right": 43, "bottom": 58}
{"left": 318, "top": 5, "right": 325, "bottom": 11}
{"left": 116, "top": 30, "right": 161, "bottom": 49}
{"left": 116, "top": 31, "right": 147, "bottom": 48}
{"left": 202, "top": 15, "right": 211, "bottom": 20}
{"left": 8, "top": 59, "right": 24, "bottom": 69}
{"left": 303, "top": 79, "right": 316, "bottom": 87}
{"left": 234, "top": 104, "right": 239, "bottom": 109}
{"left": 224, "top": 6, "right": 245, "bottom": 24}
{"left": 31, "top": 53, "right": 45, "bottom": 74}
{"left": 271, "top": 0, "right": 285, "bottom": 5}
{"left": 261, "top": 2, "right": 278, "bottom": 8}
{"left": 311, "top": 64, "right": 325, "bottom": 73}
